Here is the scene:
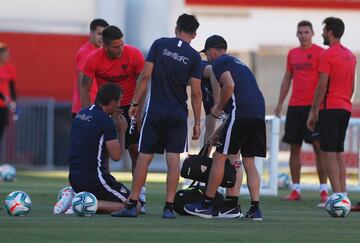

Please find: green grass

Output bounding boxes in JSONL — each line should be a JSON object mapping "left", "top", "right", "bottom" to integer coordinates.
{"left": 1, "top": 171, "right": 360, "bottom": 243}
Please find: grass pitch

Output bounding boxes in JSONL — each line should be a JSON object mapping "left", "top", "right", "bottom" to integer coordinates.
{"left": 1, "top": 171, "right": 360, "bottom": 243}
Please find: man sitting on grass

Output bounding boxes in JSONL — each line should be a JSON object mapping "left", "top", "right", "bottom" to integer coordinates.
{"left": 54, "top": 83, "right": 140, "bottom": 214}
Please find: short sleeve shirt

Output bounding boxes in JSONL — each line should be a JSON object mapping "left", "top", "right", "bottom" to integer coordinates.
{"left": 145, "top": 37, "right": 201, "bottom": 114}
{"left": 71, "top": 42, "right": 98, "bottom": 113}
{"left": 286, "top": 44, "right": 324, "bottom": 106}
{"left": 0, "top": 63, "right": 16, "bottom": 108}
{"left": 83, "top": 45, "right": 145, "bottom": 106}
{"left": 212, "top": 54, "right": 265, "bottom": 119}
{"left": 69, "top": 104, "right": 117, "bottom": 177}
{"left": 318, "top": 43, "right": 356, "bottom": 112}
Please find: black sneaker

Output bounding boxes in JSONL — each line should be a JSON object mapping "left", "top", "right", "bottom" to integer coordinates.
{"left": 244, "top": 207, "right": 263, "bottom": 221}
{"left": 213, "top": 204, "right": 243, "bottom": 219}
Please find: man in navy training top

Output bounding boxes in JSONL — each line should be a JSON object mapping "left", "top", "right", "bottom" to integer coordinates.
{"left": 184, "top": 35, "right": 266, "bottom": 220}
{"left": 67, "top": 83, "right": 140, "bottom": 214}
{"left": 111, "top": 13, "right": 203, "bottom": 219}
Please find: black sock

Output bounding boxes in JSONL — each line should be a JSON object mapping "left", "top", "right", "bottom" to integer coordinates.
{"left": 127, "top": 199, "right": 138, "bottom": 209}
{"left": 225, "top": 196, "right": 238, "bottom": 208}
{"left": 165, "top": 201, "right": 173, "bottom": 210}
{"left": 251, "top": 201, "right": 259, "bottom": 209}
{"left": 202, "top": 195, "right": 214, "bottom": 207}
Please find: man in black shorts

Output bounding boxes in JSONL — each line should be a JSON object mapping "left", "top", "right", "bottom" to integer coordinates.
{"left": 55, "top": 84, "right": 139, "bottom": 214}
{"left": 184, "top": 35, "right": 266, "bottom": 220}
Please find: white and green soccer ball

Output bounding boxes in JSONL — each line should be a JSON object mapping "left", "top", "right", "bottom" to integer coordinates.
{"left": 4, "top": 191, "right": 32, "bottom": 216}
{"left": 0, "top": 164, "right": 16, "bottom": 182}
{"left": 277, "top": 173, "right": 290, "bottom": 189}
{"left": 325, "top": 193, "right": 351, "bottom": 217}
{"left": 72, "top": 191, "right": 98, "bottom": 217}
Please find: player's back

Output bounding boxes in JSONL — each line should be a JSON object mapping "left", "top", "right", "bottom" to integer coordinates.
{"left": 69, "top": 105, "right": 110, "bottom": 176}
{"left": 146, "top": 37, "right": 201, "bottom": 114}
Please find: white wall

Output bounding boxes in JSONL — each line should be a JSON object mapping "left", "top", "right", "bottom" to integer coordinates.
{"left": 188, "top": 6, "right": 360, "bottom": 52}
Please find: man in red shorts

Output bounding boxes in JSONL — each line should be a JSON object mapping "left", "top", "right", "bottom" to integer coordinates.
{"left": 80, "top": 25, "right": 146, "bottom": 210}
{"left": 307, "top": 17, "right": 356, "bottom": 200}
{"left": 71, "top": 19, "right": 109, "bottom": 118}
{"left": 274, "top": 20, "right": 328, "bottom": 204}
{"left": 0, "top": 43, "right": 17, "bottom": 144}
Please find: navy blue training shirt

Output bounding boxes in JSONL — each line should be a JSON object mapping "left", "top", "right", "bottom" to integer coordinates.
{"left": 69, "top": 104, "right": 117, "bottom": 177}
{"left": 145, "top": 37, "right": 202, "bottom": 115}
{"left": 212, "top": 54, "right": 265, "bottom": 119}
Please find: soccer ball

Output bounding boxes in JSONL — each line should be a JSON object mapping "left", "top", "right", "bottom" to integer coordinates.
{"left": 72, "top": 191, "right": 98, "bottom": 217}
{"left": 278, "top": 173, "right": 290, "bottom": 189}
{"left": 4, "top": 191, "right": 32, "bottom": 216}
{"left": 57, "top": 186, "right": 75, "bottom": 201}
{"left": 325, "top": 193, "right": 351, "bottom": 217}
{"left": 0, "top": 164, "right": 16, "bottom": 181}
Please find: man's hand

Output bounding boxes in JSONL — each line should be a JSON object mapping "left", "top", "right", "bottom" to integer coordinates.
{"left": 192, "top": 124, "right": 200, "bottom": 140}
{"left": 274, "top": 104, "right": 282, "bottom": 118}
{"left": 113, "top": 109, "right": 128, "bottom": 133}
{"left": 307, "top": 109, "right": 318, "bottom": 132}
{"left": 211, "top": 105, "right": 223, "bottom": 119}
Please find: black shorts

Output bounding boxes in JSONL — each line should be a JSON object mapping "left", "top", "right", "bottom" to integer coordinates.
{"left": 139, "top": 111, "right": 187, "bottom": 154}
{"left": 283, "top": 106, "right": 319, "bottom": 145}
{"left": 318, "top": 109, "right": 350, "bottom": 152}
{"left": 120, "top": 105, "right": 140, "bottom": 149}
{"left": 69, "top": 173, "right": 130, "bottom": 203}
{"left": 216, "top": 117, "right": 266, "bottom": 157}
{"left": 201, "top": 78, "right": 214, "bottom": 116}
{"left": 0, "top": 107, "right": 9, "bottom": 138}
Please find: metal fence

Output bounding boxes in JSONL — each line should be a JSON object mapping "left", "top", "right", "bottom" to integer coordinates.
{"left": 0, "top": 98, "right": 55, "bottom": 168}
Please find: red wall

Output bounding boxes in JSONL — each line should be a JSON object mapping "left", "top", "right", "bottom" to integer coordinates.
{"left": 186, "top": 0, "right": 360, "bottom": 9}
{"left": 0, "top": 32, "right": 88, "bottom": 101}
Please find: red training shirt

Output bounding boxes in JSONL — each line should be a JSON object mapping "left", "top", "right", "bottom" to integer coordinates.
{"left": 71, "top": 41, "right": 98, "bottom": 113}
{"left": 286, "top": 44, "right": 324, "bottom": 106}
{"left": 83, "top": 44, "right": 144, "bottom": 106}
{"left": 0, "top": 63, "right": 16, "bottom": 108}
{"left": 319, "top": 43, "right": 356, "bottom": 112}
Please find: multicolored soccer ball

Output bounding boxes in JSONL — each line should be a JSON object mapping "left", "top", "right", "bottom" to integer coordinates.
{"left": 57, "top": 186, "right": 75, "bottom": 201}
{"left": 0, "top": 164, "right": 16, "bottom": 181}
{"left": 72, "top": 191, "right": 98, "bottom": 217}
{"left": 325, "top": 193, "right": 351, "bottom": 217}
{"left": 277, "top": 173, "right": 290, "bottom": 189}
{"left": 4, "top": 191, "right": 32, "bottom": 216}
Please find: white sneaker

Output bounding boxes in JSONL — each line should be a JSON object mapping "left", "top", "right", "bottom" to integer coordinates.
{"left": 317, "top": 202, "right": 326, "bottom": 208}
{"left": 64, "top": 206, "right": 74, "bottom": 215}
{"left": 53, "top": 187, "right": 75, "bottom": 214}
{"left": 140, "top": 186, "right": 146, "bottom": 214}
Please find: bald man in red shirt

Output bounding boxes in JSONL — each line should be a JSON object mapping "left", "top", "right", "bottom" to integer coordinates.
{"left": 275, "top": 20, "right": 327, "bottom": 204}
{"left": 0, "top": 43, "right": 17, "bottom": 142}
{"left": 307, "top": 17, "right": 356, "bottom": 199}
{"left": 71, "top": 19, "right": 109, "bottom": 117}
{"left": 80, "top": 25, "right": 146, "bottom": 211}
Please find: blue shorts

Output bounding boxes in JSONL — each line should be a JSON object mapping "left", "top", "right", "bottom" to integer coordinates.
{"left": 139, "top": 111, "right": 188, "bottom": 154}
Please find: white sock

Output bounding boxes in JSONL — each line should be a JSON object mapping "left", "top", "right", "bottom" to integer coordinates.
{"left": 292, "top": 184, "right": 301, "bottom": 193}
{"left": 140, "top": 186, "right": 146, "bottom": 202}
{"left": 320, "top": 184, "right": 328, "bottom": 192}
{"left": 341, "top": 192, "right": 348, "bottom": 196}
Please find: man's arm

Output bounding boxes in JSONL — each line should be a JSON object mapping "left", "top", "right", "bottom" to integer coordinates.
{"left": 129, "top": 61, "right": 153, "bottom": 118}
{"left": 211, "top": 71, "right": 234, "bottom": 118}
{"left": 80, "top": 74, "right": 93, "bottom": 109}
{"left": 207, "top": 66, "right": 221, "bottom": 106}
{"left": 190, "top": 77, "right": 202, "bottom": 140}
{"left": 106, "top": 113, "right": 128, "bottom": 161}
{"left": 274, "top": 70, "right": 292, "bottom": 117}
{"left": 307, "top": 72, "right": 329, "bottom": 131}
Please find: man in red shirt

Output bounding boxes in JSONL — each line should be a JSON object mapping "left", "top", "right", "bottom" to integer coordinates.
{"left": 0, "top": 43, "right": 17, "bottom": 143}
{"left": 307, "top": 17, "right": 356, "bottom": 199}
{"left": 80, "top": 25, "right": 146, "bottom": 209}
{"left": 275, "top": 21, "right": 328, "bottom": 204}
{"left": 71, "top": 19, "right": 109, "bottom": 118}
